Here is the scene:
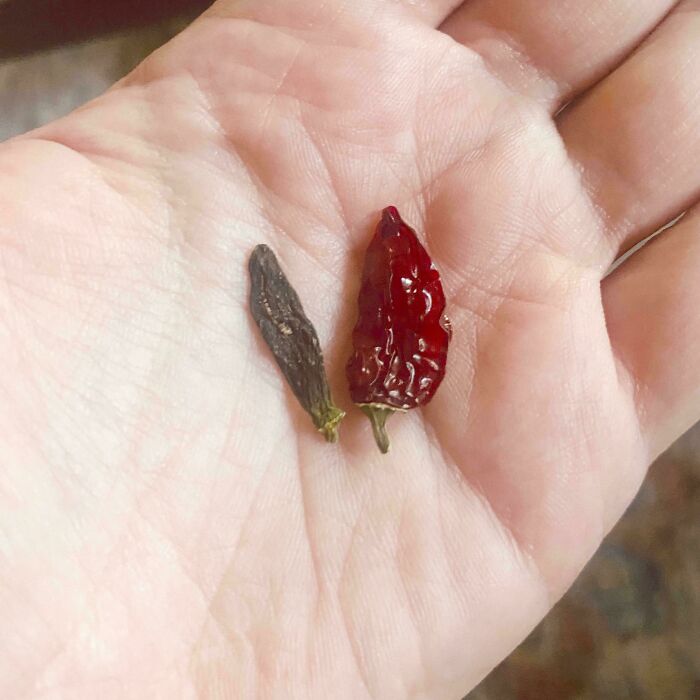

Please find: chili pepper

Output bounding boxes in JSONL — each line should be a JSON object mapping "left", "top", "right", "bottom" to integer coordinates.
{"left": 249, "top": 244, "right": 345, "bottom": 443}
{"left": 346, "top": 206, "right": 451, "bottom": 453}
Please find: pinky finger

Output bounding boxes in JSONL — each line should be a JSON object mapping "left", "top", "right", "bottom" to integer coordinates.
{"left": 604, "top": 209, "right": 700, "bottom": 459}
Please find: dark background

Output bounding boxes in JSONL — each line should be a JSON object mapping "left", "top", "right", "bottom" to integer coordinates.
{"left": 0, "top": 0, "right": 211, "bottom": 58}
{"left": 1, "top": 2, "right": 698, "bottom": 698}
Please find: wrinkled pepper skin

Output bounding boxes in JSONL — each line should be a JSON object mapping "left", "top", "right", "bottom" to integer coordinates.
{"left": 346, "top": 206, "right": 451, "bottom": 451}
{"left": 249, "top": 244, "right": 345, "bottom": 442}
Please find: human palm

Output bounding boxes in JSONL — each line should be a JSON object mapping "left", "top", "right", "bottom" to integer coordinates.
{"left": 2, "top": 1, "right": 699, "bottom": 698}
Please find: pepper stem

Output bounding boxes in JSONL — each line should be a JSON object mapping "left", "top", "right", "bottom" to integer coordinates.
{"left": 316, "top": 404, "right": 346, "bottom": 444}
{"left": 360, "top": 404, "right": 396, "bottom": 454}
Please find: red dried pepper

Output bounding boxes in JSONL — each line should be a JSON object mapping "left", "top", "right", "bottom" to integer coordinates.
{"left": 346, "top": 206, "right": 451, "bottom": 453}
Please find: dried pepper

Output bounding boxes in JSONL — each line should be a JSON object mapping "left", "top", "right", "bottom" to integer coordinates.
{"left": 249, "top": 244, "right": 345, "bottom": 442}
{"left": 346, "top": 206, "right": 451, "bottom": 453}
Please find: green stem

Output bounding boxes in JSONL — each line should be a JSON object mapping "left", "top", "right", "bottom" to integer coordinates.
{"left": 316, "top": 404, "right": 346, "bottom": 444}
{"left": 360, "top": 404, "right": 396, "bottom": 454}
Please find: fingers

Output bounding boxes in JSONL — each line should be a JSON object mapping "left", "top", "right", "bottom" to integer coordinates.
{"left": 441, "top": 0, "right": 676, "bottom": 107}
{"left": 560, "top": 2, "right": 700, "bottom": 261}
{"left": 603, "top": 205, "right": 700, "bottom": 458}
{"left": 207, "top": 0, "right": 465, "bottom": 28}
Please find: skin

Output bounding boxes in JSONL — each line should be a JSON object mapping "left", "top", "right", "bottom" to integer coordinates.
{"left": 1, "top": 0, "right": 699, "bottom": 697}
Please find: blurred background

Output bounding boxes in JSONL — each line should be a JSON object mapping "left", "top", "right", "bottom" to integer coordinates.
{"left": 1, "top": 1, "right": 697, "bottom": 698}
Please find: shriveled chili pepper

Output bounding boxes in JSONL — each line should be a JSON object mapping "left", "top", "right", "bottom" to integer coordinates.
{"left": 249, "top": 244, "right": 345, "bottom": 442}
{"left": 346, "top": 206, "right": 451, "bottom": 453}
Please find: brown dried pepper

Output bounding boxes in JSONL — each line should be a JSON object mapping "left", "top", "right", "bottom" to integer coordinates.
{"left": 249, "top": 244, "right": 345, "bottom": 442}
{"left": 346, "top": 206, "right": 451, "bottom": 453}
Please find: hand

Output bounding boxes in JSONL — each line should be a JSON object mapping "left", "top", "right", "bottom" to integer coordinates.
{"left": 1, "top": 1, "right": 697, "bottom": 697}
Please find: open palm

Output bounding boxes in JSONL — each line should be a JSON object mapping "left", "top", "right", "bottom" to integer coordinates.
{"left": 2, "top": 1, "right": 699, "bottom": 697}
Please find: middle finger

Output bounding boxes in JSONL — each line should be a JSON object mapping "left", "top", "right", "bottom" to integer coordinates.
{"left": 441, "top": 0, "right": 677, "bottom": 108}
